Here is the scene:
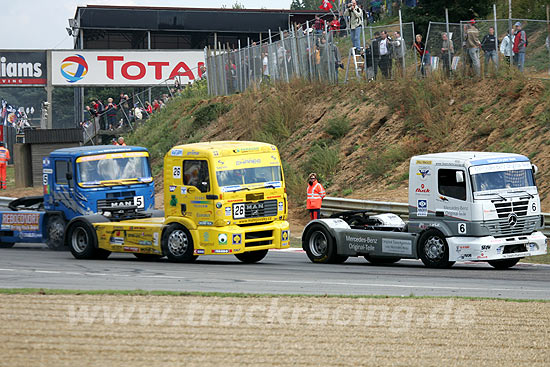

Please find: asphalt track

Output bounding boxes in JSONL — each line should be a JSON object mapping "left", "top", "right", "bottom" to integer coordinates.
{"left": 0, "top": 244, "right": 549, "bottom": 300}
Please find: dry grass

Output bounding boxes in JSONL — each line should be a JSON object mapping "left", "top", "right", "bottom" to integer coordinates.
{"left": 0, "top": 294, "right": 549, "bottom": 367}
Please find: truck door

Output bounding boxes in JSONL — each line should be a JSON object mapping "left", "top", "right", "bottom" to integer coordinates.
{"left": 178, "top": 159, "right": 214, "bottom": 226}
{"left": 53, "top": 158, "right": 79, "bottom": 218}
{"left": 435, "top": 168, "right": 472, "bottom": 234}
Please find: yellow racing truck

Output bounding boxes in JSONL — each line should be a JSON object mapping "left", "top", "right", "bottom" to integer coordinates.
{"left": 65, "top": 141, "right": 290, "bottom": 263}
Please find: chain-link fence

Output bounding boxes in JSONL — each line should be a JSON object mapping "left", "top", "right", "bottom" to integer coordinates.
{"left": 206, "top": 27, "right": 341, "bottom": 96}
{"left": 426, "top": 18, "right": 550, "bottom": 77}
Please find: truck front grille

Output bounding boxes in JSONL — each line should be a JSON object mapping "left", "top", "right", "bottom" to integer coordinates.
{"left": 242, "top": 200, "right": 278, "bottom": 219}
{"left": 245, "top": 230, "right": 273, "bottom": 247}
{"left": 493, "top": 200, "right": 529, "bottom": 218}
{"left": 484, "top": 216, "right": 538, "bottom": 237}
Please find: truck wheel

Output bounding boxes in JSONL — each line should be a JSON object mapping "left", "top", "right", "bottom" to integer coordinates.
{"left": 68, "top": 221, "right": 111, "bottom": 260}
{"left": 162, "top": 223, "right": 197, "bottom": 263}
{"left": 134, "top": 253, "right": 163, "bottom": 261}
{"left": 418, "top": 229, "right": 453, "bottom": 268}
{"left": 303, "top": 225, "right": 347, "bottom": 264}
{"left": 0, "top": 242, "right": 15, "bottom": 248}
{"left": 46, "top": 215, "right": 66, "bottom": 251}
{"left": 364, "top": 255, "right": 401, "bottom": 264}
{"left": 235, "top": 249, "right": 269, "bottom": 263}
{"left": 488, "top": 258, "right": 520, "bottom": 269}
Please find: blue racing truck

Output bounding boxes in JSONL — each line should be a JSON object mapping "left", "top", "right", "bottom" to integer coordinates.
{"left": 0, "top": 145, "right": 155, "bottom": 250}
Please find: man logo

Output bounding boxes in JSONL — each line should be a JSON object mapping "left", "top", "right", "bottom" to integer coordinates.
{"left": 508, "top": 213, "right": 518, "bottom": 227}
{"left": 60, "top": 54, "right": 88, "bottom": 83}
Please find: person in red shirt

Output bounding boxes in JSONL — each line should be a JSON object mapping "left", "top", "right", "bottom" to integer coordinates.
{"left": 0, "top": 142, "right": 10, "bottom": 189}
{"left": 152, "top": 100, "right": 160, "bottom": 112}
{"left": 306, "top": 172, "right": 326, "bottom": 220}
{"left": 329, "top": 16, "right": 341, "bottom": 33}
{"left": 145, "top": 101, "right": 153, "bottom": 115}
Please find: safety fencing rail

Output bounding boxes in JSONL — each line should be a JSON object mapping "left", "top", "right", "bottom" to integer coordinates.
{"left": 0, "top": 197, "right": 13, "bottom": 210}
{"left": 321, "top": 196, "right": 550, "bottom": 236}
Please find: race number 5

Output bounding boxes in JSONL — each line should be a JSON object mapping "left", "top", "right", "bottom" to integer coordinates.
{"left": 133, "top": 196, "right": 144, "bottom": 209}
{"left": 458, "top": 223, "right": 467, "bottom": 234}
{"left": 173, "top": 166, "right": 181, "bottom": 179}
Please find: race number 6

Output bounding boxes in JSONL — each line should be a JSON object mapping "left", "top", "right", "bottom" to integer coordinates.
{"left": 458, "top": 223, "right": 467, "bottom": 234}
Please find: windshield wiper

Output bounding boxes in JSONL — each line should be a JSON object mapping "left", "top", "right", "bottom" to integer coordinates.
{"left": 509, "top": 190, "right": 534, "bottom": 199}
{"left": 224, "top": 187, "right": 250, "bottom": 192}
{"left": 476, "top": 192, "right": 506, "bottom": 201}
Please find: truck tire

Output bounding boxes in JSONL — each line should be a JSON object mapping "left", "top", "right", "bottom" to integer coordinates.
{"left": 488, "top": 258, "right": 520, "bottom": 269}
{"left": 67, "top": 221, "right": 111, "bottom": 260}
{"left": 235, "top": 249, "right": 268, "bottom": 263}
{"left": 0, "top": 242, "right": 15, "bottom": 248}
{"left": 303, "top": 224, "right": 348, "bottom": 264}
{"left": 46, "top": 215, "right": 66, "bottom": 251}
{"left": 134, "top": 253, "right": 163, "bottom": 261}
{"left": 418, "top": 229, "right": 454, "bottom": 268}
{"left": 162, "top": 223, "right": 197, "bottom": 263}
{"left": 364, "top": 255, "right": 401, "bottom": 264}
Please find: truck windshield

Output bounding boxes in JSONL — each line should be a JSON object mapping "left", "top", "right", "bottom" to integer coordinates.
{"left": 216, "top": 166, "right": 282, "bottom": 189}
{"left": 77, "top": 152, "right": 152, "bottom": 187}
{"left": 471, "top": 169, "right": 535, "bottom": 192}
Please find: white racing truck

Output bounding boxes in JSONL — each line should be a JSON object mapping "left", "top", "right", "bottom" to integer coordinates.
{"left": 302, "top": 152, "right": 547, "bottom": 269}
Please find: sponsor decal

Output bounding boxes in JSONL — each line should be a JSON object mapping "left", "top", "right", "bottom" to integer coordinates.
{"left": 181, "top": 187, "right": 187, "bottom": 195}
{"left": 415, "top": 184, "right": 430, "bottom": 194}
{"left": 169, "top": 185, "right": 176, "bottom": 192}
{"left": 382, "top": 238, "right": 412, "bottom": 255}
{"left": 138, "top": 240, "right": 152, "bottom": 246}
{"left": 20, "top": 232, "right": 42, "bottom": 238}
{"left": 43, "top": 168, "right": 53, "bottom": 174}
{"left": 461, "top": 254, "right": 472, "bottom": 259}
{"left": 187, "top": 150, "right": 199, "bottom": 156}
{"left": 203, "top": 232, "right": 210, "bottom": 242}
{"left": 170, "top": 195, "right": 178, "bottom": 207}
{"left": 496, "top": 247, "right": 503, "bottom": 254}
{"left": 212, "top": 249, "right": 232, "bottom": 253}
{"left": 417, "top": 199, "right": 428, "bottom": 217}
{"left": 0, "top": 51, "right": 46, "bottom": 85}
{"left": 415, "top": 160, "right": 432, "bottom": 165}
{"left": 481, "top": 245, "right": 491, "bottom": 251}
{"left": 417, "top": 168, "right": 431, "bottom": 180}
{"left": 225, "top": 207, "right": 232, "bottom": 216}
{"left": 278, "top": 202, "right": 284, "bottom": 212}
{"left": 349, "top": 243, "right": 375, "bottom": 252}
{"left": 194, "top": 249, "right": 205, "bottom": 255}
{"left": 236, "top": 159, "right": 261, "bottom": 166}
{"left": 110, "top": 237, "right": 124, "bottom": 245}
{"left": 153, "top": 233, "right": 159, "bottom": 246}
{"left": 232, "top": 234, "right": 242, "bottom": 245}
{"left": 438, "top": 196, "right": 449, "bottom": 202}
{"left": 171, "top": 149, "right": 183, "bottom": 156}
{"left": 198, "top": 221, "right": 213, "bottom": 226}
{"left": 282, "top": 230, "right": 289, "bottom": 242}
{"left": 1, "top": 213, "right": 40, "bottom": 231}
{"left": 123, "top": 246, "right": 139, "bottom": 252}
{"left": 218, "top": 233, "right": 228, "bottom": 245}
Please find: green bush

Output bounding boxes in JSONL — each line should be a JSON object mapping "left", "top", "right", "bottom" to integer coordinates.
{"left": 325, "top": 116, "right": 351, "bottom": 140}
{"left": 303, "top": 144, "right": 340, "bottom": 183}
{"left": 365, "top": 146, "right": 409, "bottom": 179}
{"left": 193, "top": 102, "right": 232, "bottom": 128}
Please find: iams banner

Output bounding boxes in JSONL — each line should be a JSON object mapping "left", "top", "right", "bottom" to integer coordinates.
{"left": 51, "top": 50, "right": 204, "bottom": 86}
{"left": 0, "top": 51, "right": 47, "bottom": 86}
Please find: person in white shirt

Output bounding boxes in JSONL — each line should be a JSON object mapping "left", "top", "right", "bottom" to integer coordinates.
{"left": 378, "top": 31, "right": 392, "bottom": 78}
{"left": 262, "top": 52, "right": 270, "bottom": 82}
{"left": 500, "top": 31, "right": 513, "bottom": 64}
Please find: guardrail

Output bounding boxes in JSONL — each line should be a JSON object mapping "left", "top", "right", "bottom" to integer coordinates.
{"left": 321, "top": 197, "right": 550, "bottom": 236}
{"left": 0, "top": 197, "right": 14, "bottom": 210}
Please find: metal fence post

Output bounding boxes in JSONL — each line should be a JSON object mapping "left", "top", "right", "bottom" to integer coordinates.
{"left": 399, "top": 9, "right": 406, "bottom": 76}
{"left": 306, "top": 21, "right": 313, "bottom": 80}
{"left": 445, "top": 9, "right": 452, "bottom": 78}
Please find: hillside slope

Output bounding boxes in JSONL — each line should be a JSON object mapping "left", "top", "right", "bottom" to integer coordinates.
{"left": 128, "top": 74, "right": 550, "bottom": 228}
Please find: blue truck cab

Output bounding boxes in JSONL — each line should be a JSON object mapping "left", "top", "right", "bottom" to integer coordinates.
{"left": 0, "top": 145, "right": 155, "bottom": 250}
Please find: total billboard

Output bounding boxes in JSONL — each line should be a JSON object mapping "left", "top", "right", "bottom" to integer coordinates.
{"left": 51, "top": 50, "right": 204, "bottom": 86}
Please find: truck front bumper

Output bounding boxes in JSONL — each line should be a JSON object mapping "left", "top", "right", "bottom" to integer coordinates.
{"left": 194, "top": 221, "right": 290, "bottom": 255}
{"left": 447, "top": 231, "right": 547, "bottom": 262}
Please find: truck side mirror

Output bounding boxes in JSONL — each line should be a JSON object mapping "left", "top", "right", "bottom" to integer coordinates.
{"left": 456, "top": 171, "right": 464, "bottom": 183}
{"left": 66, "top": 172, "right": 73, "bottom": 181}
{"left": 532, "top": 164, "right": 539, "bottom": 175}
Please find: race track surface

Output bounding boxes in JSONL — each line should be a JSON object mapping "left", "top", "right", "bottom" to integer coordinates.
{"left": 1, "top": 245, "right": 549, "bottom": 300}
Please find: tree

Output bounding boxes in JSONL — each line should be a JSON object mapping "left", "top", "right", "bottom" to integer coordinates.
{"left": 232, "top": 1, "right": 245, "bottom": 9}
{"left": 403, "top": 0, "right": 493, "bottom": 35}
{"left": 290, "top": 0, "right": 320, "bottom": 10}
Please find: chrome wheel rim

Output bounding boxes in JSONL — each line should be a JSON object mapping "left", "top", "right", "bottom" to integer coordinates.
{"left": 425, "top": 236, "right": 445, "bottom": 261}
{"left": 309, "top": 231, "right": 328, "bottom": 257}
{"left": 168, "top": 230, "right": 188, "bottom": 256}
{"left": 71, "top": 227, "right": 88, "bottom": 253}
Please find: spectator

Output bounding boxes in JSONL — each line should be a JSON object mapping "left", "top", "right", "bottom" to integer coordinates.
{"left": 370, "top": 1, "right": 382, "bottom": 22}
{"left": 378, "top": 31, "right": 392, "bottom": 78}
{"left": 111, "top": 138, "right": 118, "bottom": 145}
{"left": 118, "top": 137, "right": 126, "bottom": 146}
{"left": 500, "top": 31, "right": 513, "bottom": 64}
{"left": 306, "top": 173, "right": 325, "bottom": 221}
{"left": 159, "top": 100, "right": 166, "bottom": 109}
{"left": 481, "top": 27, "right": 498, "bottom": 74}
{"left": 391, "top": 31, "right": 405, "bottom": 76}
{"left": 152, "top": 100, "right": 160, "bottom": 112}
{"left": 338, "top": 12, "right": 347, "bottom": 36}
{"left": 313, "top": 15, "right": 325, "bottom": 35}
{"left": 440, "top": 32, "right": 454, "bottom": 75}
{"left": 105, "top": 97, "right": 117, "bottom": 131}
{"left": 372, "top": 31, "right": 381, "bottom": 79}
{"left": 329, "top": 16, "right": 340, "bottom": 34}
{"left": 262, "top": 52, "right": 270, "bottom": 82}
{"left": 513, "top": 22, "right": 527, "bottom": 72}
{"left": 414, "top": 34, "right": 427, "bottom": 76}
{"left": 464, "top": 20, "right": 481, "bottom": 77}
{"left": 134, "top": 105, "right": 143, "bottom": 121}
{"left": 344, "top": 0, "right": 363, "bottom": 50}
{"left": 145, "top": 101, "right": 152, "bottom": 115}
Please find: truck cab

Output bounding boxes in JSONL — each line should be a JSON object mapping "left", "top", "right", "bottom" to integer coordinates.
{"left": 66, "top": 141, "right": 290, "bottom": 263}
{"left": 0, "top": 145, "right": 155, "bottom": 250}
{"left": 407, "top": 152, "right": 546, "bottom": 266}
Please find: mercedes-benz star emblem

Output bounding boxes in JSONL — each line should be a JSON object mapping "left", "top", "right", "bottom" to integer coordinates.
{"left": 508, "top": 213, "right": 518, "bottom": 227}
